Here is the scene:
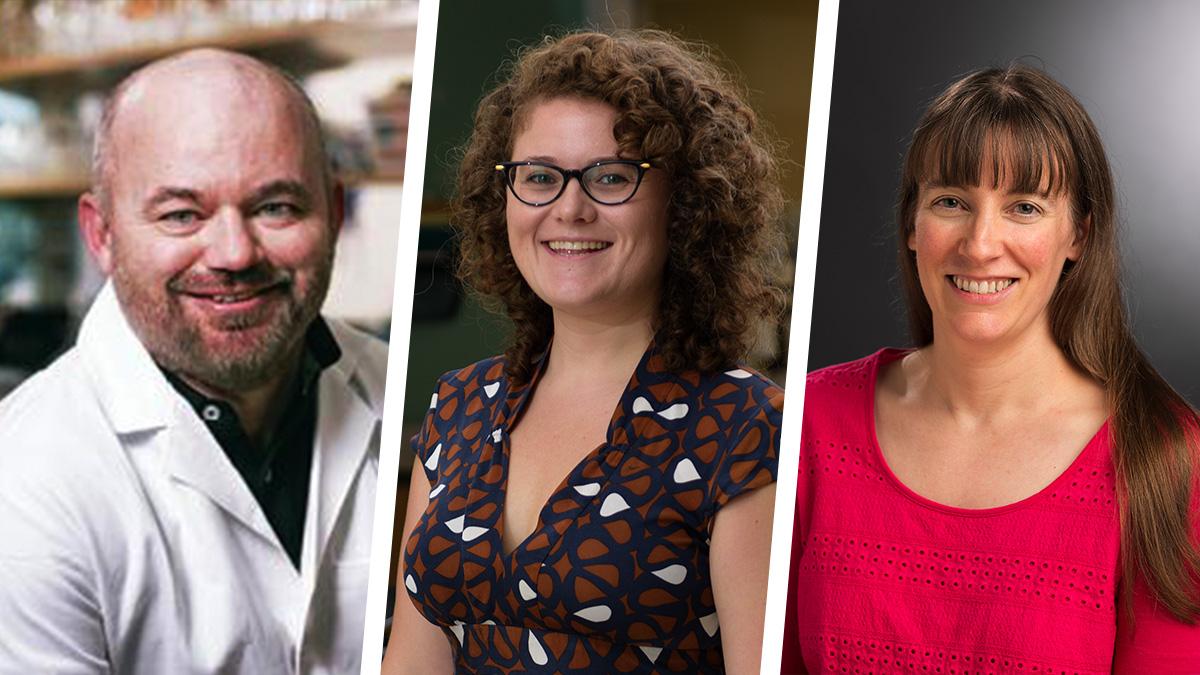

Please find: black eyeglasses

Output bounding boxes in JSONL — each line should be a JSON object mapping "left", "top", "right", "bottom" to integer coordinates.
{"left": 495, "top": 159, "right": 653, "bottom": 206}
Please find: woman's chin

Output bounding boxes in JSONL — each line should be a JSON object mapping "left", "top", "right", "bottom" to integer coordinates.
{"left": 935, "top": 316, "right": 1021, "bottom": 347}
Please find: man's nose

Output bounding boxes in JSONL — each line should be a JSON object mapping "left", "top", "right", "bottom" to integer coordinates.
{"left": 204, "top": 207, "right": 261, "bottom": 271}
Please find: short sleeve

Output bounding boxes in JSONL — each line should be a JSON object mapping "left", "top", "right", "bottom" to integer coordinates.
{"left": 709, "top": 381, "right": 784, "bottom": 512}
{"left": 410, "top": 377, "right": 445, "bottom": 487}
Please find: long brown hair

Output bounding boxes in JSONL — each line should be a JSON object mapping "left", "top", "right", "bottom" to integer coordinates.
{"left": 453, "top": 30, "right": 786, "bottom": 385}
{"left": 897, "top": 65, "right": 1200, "bottom": 622}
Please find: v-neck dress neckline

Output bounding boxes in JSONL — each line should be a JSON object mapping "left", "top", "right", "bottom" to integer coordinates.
{"left": 456, "top": 342, "right": 662, "bottom": 617}
{"left": 491, "top": 341, "right": 657, "bottom": 559}
{"left": 403, "top": 342, "right": 783, "bottom": 673}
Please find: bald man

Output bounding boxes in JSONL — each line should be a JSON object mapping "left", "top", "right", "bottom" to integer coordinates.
{"left": 0, "top": 50, "right": 386, "bottom": 673}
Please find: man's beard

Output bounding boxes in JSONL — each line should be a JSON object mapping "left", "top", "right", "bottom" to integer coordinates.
{"left": 110, "top": 254, "right": 333, "bottom": 392}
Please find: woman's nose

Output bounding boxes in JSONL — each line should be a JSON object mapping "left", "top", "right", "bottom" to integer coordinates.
{"left": 960, "top": 210, "right": 1003, "bottom": 261}
{"left": 551, "top": 177, "right": 598, "bottom": 223}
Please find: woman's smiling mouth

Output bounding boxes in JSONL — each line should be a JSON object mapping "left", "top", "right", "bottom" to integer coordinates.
{"left": 949, "top": 275, "right": 1016, "bottom": 295}
{"left": 545, "top": 240, "right": 612, "bottom": 255}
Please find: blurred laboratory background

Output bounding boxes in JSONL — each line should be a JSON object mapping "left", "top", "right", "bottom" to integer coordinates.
{"left": 388, "top": 0, "right": 818, "bottom": 640}
{"left": 0, "top": 0, "right": 417, "bottom": 399}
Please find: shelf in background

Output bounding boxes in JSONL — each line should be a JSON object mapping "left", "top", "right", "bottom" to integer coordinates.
{"left": 0, "top": 23, "right": 330, "bottom": 84}
{"left": 0, "top": 6, "right": 418, "bottom": 86}
{"left": 0, "top": 173, "right": 89, "bottom": 199}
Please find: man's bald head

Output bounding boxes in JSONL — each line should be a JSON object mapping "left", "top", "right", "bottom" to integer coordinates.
{"left": 91, "top": 48, "right": 330, "bottom": 212}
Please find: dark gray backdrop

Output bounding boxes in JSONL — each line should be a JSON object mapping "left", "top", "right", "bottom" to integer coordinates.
{"left": 809, "top": 0, "right": 1200, "bottom": 405}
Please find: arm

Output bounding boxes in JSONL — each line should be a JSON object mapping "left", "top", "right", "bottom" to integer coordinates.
{"left": 380, "top": 458, "right": 455, "bottom": 675}
{"left": 779, "top": 482, "right": 808, "bottom": 674}
{"left": 710, "top": 483, "right": 775, "bottom": 675}
{"left": 1112, "top": 577, "right": 1200, "bottom": 672}
{"left": 1113, "top": 459, "right": 1200, "bottom": 673}
{"left": 0, "top": 476, "right": 110, "bottom": 673}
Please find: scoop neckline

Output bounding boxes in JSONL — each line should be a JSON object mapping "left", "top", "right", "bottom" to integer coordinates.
{"left": 864, "top": 347, "right": 1111, "bottom": 518}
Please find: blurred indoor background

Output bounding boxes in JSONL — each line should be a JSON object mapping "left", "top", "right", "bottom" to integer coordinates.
{"left": 0, "top": 0, "right": 417, "bottom": 398}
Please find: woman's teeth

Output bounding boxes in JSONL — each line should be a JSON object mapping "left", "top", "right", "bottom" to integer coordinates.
{"left": 952, "top": 276, "right": 1014, "bottom": 295}
{"left": 547, "top": 241, "right": 611, "bottom": 252}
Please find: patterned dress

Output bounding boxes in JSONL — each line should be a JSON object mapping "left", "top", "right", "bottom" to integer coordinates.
{"left": 403, "top": 343, "right": 782, "bottom": 673}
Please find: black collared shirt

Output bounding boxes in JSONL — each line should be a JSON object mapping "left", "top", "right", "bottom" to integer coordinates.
{"left": 163, "top": 319, "right": 341, "bottom": 569}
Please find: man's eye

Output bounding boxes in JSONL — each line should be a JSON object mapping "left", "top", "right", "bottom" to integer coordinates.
{"left": 160, "top": 210, "right": 201, "bottom": 226}
{"left": 256, "top": 202, "right": 302, "bottom": 219}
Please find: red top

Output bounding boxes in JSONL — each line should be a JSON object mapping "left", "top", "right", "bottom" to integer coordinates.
{"left": 781, "top": 349, "right": 1200, "bottom": 674}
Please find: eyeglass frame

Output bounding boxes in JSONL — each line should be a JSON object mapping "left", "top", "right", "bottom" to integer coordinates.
{"left": 494, "top": 159, "right": 654, "bottom": 207}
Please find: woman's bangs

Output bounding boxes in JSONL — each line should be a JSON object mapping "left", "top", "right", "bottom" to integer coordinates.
{"left": 917, "top": 111, "right": 1072, "bottom": 197}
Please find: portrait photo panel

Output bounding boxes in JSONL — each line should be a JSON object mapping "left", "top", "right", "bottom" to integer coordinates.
{"left": 783, "top": 0, "right": 1200, "bottom": 672}
{"left": 376, "top": 0, "right": 819, "bottom": 672}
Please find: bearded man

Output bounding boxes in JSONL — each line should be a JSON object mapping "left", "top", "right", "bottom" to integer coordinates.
{"left": 0, "top": 49, "right": 386, "bottom": 674}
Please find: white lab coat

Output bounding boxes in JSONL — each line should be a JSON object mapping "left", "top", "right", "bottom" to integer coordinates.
{"left": 0, "top": 283, "right": 386, "bottom": 674}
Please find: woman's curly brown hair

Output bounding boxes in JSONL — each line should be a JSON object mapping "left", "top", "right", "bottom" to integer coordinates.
{"left": 454, "top": 29, "right": 787, "bottom": 385}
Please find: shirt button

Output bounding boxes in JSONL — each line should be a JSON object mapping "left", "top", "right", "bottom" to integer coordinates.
{"left": 202, "top": 404, "right": 221, "bottom": 421}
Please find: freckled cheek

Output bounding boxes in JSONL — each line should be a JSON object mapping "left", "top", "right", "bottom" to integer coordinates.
{"left": 1009, "top": 233, "right": 1066, "bottom": 276}
{"left": 910, "top": 227, "right": 952, "bottom": 276}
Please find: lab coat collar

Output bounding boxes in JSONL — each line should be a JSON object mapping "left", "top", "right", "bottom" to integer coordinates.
{"left": 77, "top": 282, "right": 177, "bottom": 434}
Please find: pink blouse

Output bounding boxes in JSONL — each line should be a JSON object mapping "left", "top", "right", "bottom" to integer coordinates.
{"left": 782, "top": 349, "right": 1200, "bottom": 674}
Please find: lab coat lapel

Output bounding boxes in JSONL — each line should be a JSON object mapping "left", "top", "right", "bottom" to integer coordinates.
{"left": 309, "top": 358, "right": 378, "bottom": 570}
{"left": 165, "top": 413, "right": 279, "bottom": 546}
{"left": 79, "top": 283, "right": 279, "bottom": 546}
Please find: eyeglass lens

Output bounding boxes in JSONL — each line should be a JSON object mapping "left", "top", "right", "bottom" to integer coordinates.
{"left": 507, "top": 162, "right": 643, "bottom": 205}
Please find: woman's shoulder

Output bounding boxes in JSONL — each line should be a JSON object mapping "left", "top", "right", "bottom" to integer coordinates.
{"left": 420, "top": 355, "right": 513, "bottom": 421}
{"left": 432, "top": 354, "right": 510, "bottom": 392}
{"left": 632, "top": 360, "right": 783, "bottom": 441}
{"left": 803, "top": 348, "right": 907, "bottom": 414}
{"left": 703, "top": 364, "right": 782, "bottom": 399}
{"left": 806, "top": 348, "right": 905, "bottom": 386}
{"left": 679, "top": 364, "right": 784, "bottom": 424}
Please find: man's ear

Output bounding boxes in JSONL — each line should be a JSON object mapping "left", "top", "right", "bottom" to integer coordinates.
{"left": 1068, "top": 213, "right": 1091, "bottom": 261}
{"left": 330, "top": 180, "right": 346, "bottom": 236}
{"left": 78, "top": 192, "right": 114, "bottom": 275}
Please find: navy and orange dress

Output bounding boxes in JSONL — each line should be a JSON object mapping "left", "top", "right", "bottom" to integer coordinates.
{"left": 403, "top": 343, "right": 782, "bottom": 673}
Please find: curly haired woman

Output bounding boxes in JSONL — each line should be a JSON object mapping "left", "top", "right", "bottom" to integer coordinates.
{"left": 382, "top": 30, "right": 788, "bottom": 674}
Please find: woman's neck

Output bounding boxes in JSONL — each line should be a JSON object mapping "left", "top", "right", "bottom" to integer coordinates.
{"left": 909, "top": 322, "right": 1102, "bottom": 423}
{"left": 544, "top": 312, "right": 656, "bottom": 384}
